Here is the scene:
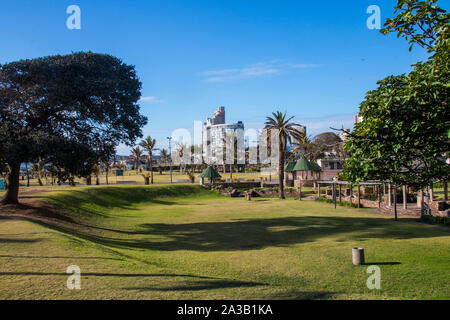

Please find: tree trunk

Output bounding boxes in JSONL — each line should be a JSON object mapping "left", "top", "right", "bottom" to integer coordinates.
{"left": 1, "top": 162, "right": 21, "bottom": 205}
{"left": 388, "top": 184, "right": 392, "bottom": 206}
{"left": 419, "top": 189, "right": 424, "bottom": 218}
{"left": 150, "top": 156, "right": 154, "bottom": 184}
{"left": 278, "top": 137, "right": 285, "bottom": 199}
{"left": 334, "top": 183, "right": 337, "bottom": 209}
{"left": 444, "top": 181, "right": 448, "bottom": 202}
{"left": 403, "top": 185, "right": 407, "bottom": 209}
{"left": 394, "top": 185, "right": 398, "bottom": 221}
{"left": 26, "top": 163, "right": 30, "bottom": 187}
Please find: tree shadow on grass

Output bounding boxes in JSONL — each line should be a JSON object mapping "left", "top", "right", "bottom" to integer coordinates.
{"left": 363, "top": 262, "right": 401, "bottom": 266}
{"left": 13, "top": 188, "right": 212, "bottom": 223}
{"left": 265, "top": 290, "right": 339, "bottom": 300}
{"left": 0, "top": 255, "right": 122, "bottom": 261}
{"left": 0, "top": 238, "right": 41, "bottom": 244}
{"left": 31, "top": 215, "right": 450, "bottom": 252}
{"left": 124, "top": 282, "right": 339, "bottom": 300}
{"left": 35, "top": 186, "right": 215, "bottom": 218}
{"left": 0, "top": 271, "right": 225, "bottom": 280}
{"left": 0, "top": 201, "right": 78, "bottom": 225}
{"left": 123, "top": 282, "right": 337, "bottom": 299}
{"left": 123, "top": 279, "right": 267, "bottom": 292}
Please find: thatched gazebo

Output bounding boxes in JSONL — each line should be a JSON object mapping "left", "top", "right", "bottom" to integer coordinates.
{"left": 309, "top": 161, "right": 322, "bottom": 179}
{"left": 291, "top": 156, "right": 321, "bottom": 199}
{"left": 200, "top": 166, "right": 222, "bottom": 185}
{"left": 293, "top": 156, "right": 321, "bottom": 180}
{"left": 284, "top": 162, "right": 297, "bottom": 181}
{"left": 285, "top": 162, "right": 296, "bottom": 172}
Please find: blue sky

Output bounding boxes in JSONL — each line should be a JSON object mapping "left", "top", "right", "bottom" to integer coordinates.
{"left": 0, "top": 0, "right": 441, "bottom": 154}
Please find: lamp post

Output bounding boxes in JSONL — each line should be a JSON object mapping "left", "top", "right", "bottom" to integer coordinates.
{"left": 167, "top": 137, "right": 173, "bottom": 184}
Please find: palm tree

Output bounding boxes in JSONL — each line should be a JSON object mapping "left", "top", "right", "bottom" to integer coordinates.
{"left": 176, "top": 143, "right": 187, "bottom": 173}
{"left": 292, "top": 135, "right": 318, "bottom": 161}
{"left": 31, "top": 159, "right": 46, "bottom": 186}
{"left": 116, "top": 162, "right": 126, "bottom": 171}
{"left": 265, "top": 111, "right": 304, "bottom": 199}
{"left": 139, "top": 136, "right": 157, "bottom": 184}
{"left": 160, "top": 149, "right": 170, "bottom": 171}
{"left": 99, "top": 148, "right": 115, "bottom": 185}
{"left": 130, "top": 146, "right": 143, "bottom": 174}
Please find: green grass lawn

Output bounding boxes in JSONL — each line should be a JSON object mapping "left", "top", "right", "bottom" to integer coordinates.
{"left": 20, "top": 170, "right": 273, "bottom": 186}
{"left": 0, "top": 185, "right": 448, "bottom": 300}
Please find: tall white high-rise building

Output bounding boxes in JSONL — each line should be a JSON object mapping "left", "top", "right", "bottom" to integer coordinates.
{"left": 202, "top": 107, "right": 244, "bottom": 165}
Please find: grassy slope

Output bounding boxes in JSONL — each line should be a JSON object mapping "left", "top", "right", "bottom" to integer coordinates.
{"left": 0, "top": 185, "right": 449, "bottom": 300}
{"left": 20, "top": 171, "right": 272, "bottom": 186}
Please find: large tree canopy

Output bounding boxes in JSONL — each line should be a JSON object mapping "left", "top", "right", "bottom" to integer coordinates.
{"left": 292, "top": 132, "right": 346, "bottom": 162}
{"left": 381, "top": 0, "right": 449, "bottom": 52}
{"left": 342, "top": 62, "right": 449, "bottom": 187}
{"left": 342, "top": 0, "right": 449, "bottom": 188}
{"left": 0, "top": 52, "right": 148, "bottom": 203}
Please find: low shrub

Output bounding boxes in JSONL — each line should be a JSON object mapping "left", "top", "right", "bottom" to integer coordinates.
{"left": 211, "top": 185, "right": 228, "bottom": 191}
{"left": 420, "top": 215, "right": 449, "bottom": 226}
{"left": 315, "top": 197, "right": 362, "bottom": 208}
{"left": 186, "top": 170, "right": 196, "bottom": 183}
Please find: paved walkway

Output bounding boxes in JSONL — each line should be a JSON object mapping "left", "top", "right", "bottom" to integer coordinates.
{"left": 377, "top": 204, "right": 422, "bottom": 217}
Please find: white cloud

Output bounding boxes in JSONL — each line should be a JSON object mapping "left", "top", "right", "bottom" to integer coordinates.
{"left": 201, "top": 60, "right": 319, "bottom": 83}
{"left": 139, "top": 96, "right": 166, "bottom": 104}
{"left": 289, "top": 63, "right": 322, "bottom": 69}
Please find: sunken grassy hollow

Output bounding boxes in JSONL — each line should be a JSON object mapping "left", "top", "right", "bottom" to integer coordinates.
{"left": 0, "top": 185, "right": 448, "bottom": 299}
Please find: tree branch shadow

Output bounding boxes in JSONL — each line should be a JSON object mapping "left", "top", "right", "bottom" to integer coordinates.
{"left": 24, "top": 214, "right": 450, "bottom": 253}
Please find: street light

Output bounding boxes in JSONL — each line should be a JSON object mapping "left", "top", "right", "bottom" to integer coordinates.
{"left": 167, "top": 137, "right": 173, "bottom": 184}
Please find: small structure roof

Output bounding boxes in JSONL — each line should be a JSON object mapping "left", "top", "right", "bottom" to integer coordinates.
{"left": 284, "top": 162, "right": 296, "bottom": 172}
{"left": 293, "top": 156, "right": 320, "bottom": 172}
{"left": 200, "top": 166, "right": 222, "bottom": 179}
{"left": 309, "top": 161, "right": 322, "bottom": 172}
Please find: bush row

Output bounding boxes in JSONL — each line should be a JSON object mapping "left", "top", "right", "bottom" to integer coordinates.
{"left": 420, "top": 215, "right": 449, "bottom": 226}
{"left": 315, "top": 197, "right": 362, "bottom": 208}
